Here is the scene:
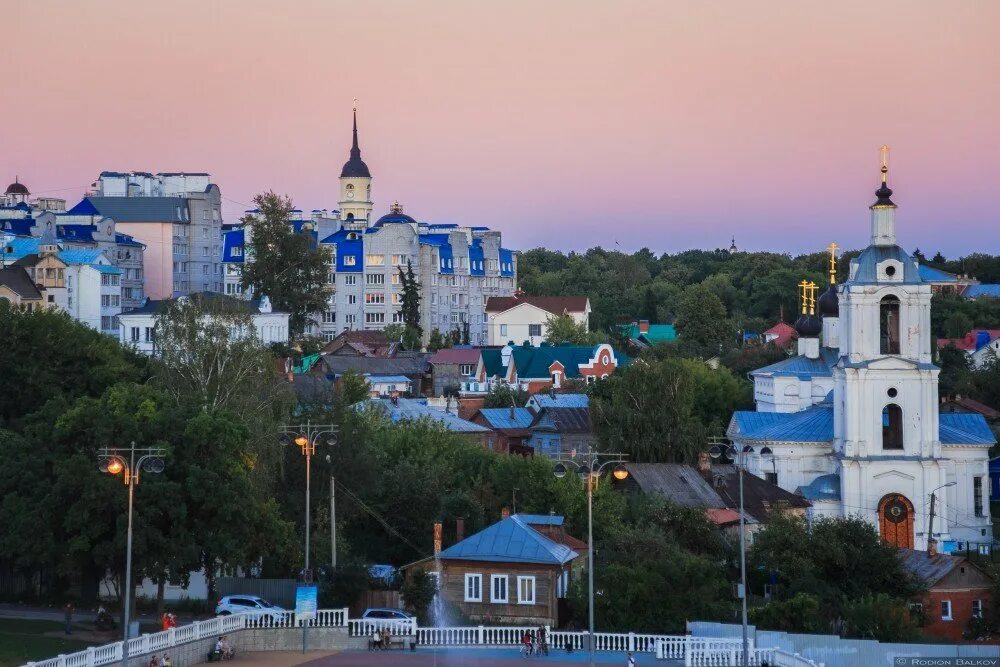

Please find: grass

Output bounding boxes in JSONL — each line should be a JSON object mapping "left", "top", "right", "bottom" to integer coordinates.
{"left": 0, "top": 619, "right": 94, "bottom": 667}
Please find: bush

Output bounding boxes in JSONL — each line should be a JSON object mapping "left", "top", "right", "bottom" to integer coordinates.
{"left": 749, "top": 593, "right": 823, "bottom": 633}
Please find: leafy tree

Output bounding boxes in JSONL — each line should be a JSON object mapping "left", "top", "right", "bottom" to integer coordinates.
{"left": 674, "top": 285, "right": 733, "bottom": 358}
{"left": 841, "top": 594, "right": 920, "bottom": 642}
{"left": 545, "top": 313, "right": 602, "bottom": 346}
{"left": 749, "top": 593, "right": 823, "bottom": 633}
{"left": 720, "top": 341, "right": 789, "bottom": 378}
{"left": 401, "top": 570, "right": 438, "bottom": 624}
{"left": 240, "top": 191, "right": 332, "bottom": 336}
{"left": 483, "top": 383, "right": 529, "bottom": 409}
{"left": 427, "top": 329, "right": 451, "bottom": 351}
{"left": 938, "top": 344, "right": 974, "bottom": 399}
{"left": 399, "top": 260, "right": 422, "bottom": 337}
{"left": 383, "top": 323, "right": 422, "bottom": 351}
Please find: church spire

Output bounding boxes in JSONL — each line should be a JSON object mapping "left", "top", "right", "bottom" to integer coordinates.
{"left": 873, "top": 144, "right": 895, "bottom": 207}
{"left": 869, "top": 144, "right": 897, "bottom": 246}
{"left": 351, "top": 102, "right": 360, "bottom": 158}
{"left": 340, "top": 101, "right": 371, "bottom": 179}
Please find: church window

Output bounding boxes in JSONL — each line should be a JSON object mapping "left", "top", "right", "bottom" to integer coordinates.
{"left": 884, "top": 265, "right": 896, "bottom": 277}
{"left": 882, "top": 404, "right": 903, "bottom": 450}
{"left": 973, "top": 477, "right": 984, "bottom": 517}
{"left": 887, "top": 387, "right": 898, "bottom": 398}
{"left": 879, "top": 295, "right": 900, "bottom": 354}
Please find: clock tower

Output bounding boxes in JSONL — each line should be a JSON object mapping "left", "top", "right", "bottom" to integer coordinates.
{"left": 338, "top": 106, "right": 373, "bottom": 224}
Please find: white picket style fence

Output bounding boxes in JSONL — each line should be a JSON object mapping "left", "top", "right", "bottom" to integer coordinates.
{"left": 23, "top": 608, "right": 756, "bottom": 667}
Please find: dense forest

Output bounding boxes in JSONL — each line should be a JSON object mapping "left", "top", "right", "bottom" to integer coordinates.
{"left": 517, "top": 246, "right": 1000, "bottom": 341}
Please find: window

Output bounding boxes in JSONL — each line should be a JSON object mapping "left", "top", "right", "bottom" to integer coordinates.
{"left": 882, "top": 404, "right": 903, "bottom": 450}
{"left": 203, "top": 265, "right": 209, "bottom": 275}
{"left": 101, "top": 295, "right": 110, "bottom": 307}
{"left": 365, "top": 312, "right": 385, "bottom": 324}
{"left": 391, "top": 293, "right": 402, "bottom": 305}
{"left": 202, "top": 246, "right": 210, "bottom": 257}
{"left": 366, "top": 273, "right": 385, "bottom": 286}
{"left": 765, "top": 472, "right": 778, "bottom": 486}
{"left": 344, "top": 275, "right": 357, "bottom": 286}
{"left": 47, "top": 294, "right": 55, "bottom": 303}
{"left": 940, "top": 599, "right": 952, "bottom": 621}
{"left": 232, "top": 246, "right": 242, "bottom": 257}
{"left": 130, "top": 327, "right": 140, "bottom": 342}
{"left": 500, "top": 324, "right": 508, "bottom": 337}
{"left": 322, "top": 311, "right": 336, "bottom": 324}
{"left": 365, "top": 254, "right": 385, "bottom": 266}
{"left": 345, "top": 314, "right": 356, "bottom": 324}
{"left": 973, "top": 476, "right": 984, "bottom": 517}
{"left": 516, "top": 576, "right": 535, "bottom": 605}
{"left": 464, "top": 574, "right": 482, "bottom": 602}
{"left": 346, "top": 294, "right": 357, "bottom": 305}
{"left": 101, "top": 316, "right": 113, "bottom": 330}
{"left": 460, "top": 364, "right": 475, "bottom": 376}
{"left": 365, "top": 292, "right": 385, "bottom": 304}
{"left": 391, "top": 272, "right": 401, "bottom": 286}
{"left": 392, "top": 254, "right": 405, "bottom": 265}
{"left": 879, "top": 295, "right": 900, "bottom": 354}
{"left": 490, "top": 575, "right": 508, "bottom": 603}
{"left": 343, "top": 255, "right": 357, "bottom": 266}
{"left": 144, "top": 327, "right": 154, "bottom": 343}
{"left": 972, "top": 599, "right": 983, "bottom": 618}
{"left": 529, "top": 324, "right": 542, "bottom": 337}
{"left": 391, "top": 311, "right": 405, "bottom": 324}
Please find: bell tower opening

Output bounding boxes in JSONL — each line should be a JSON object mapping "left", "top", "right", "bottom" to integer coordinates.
{"left": 879, "top": 295, "right": 900, "bottom": 354}
{"left": 882, "top": 404, "right": 903, "bottom": 450}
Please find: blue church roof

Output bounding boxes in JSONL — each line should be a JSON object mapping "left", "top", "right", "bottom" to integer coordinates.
{"left": 917, "top": 265, "right": 959, "bottom": 283}
{"left": 798, "top": 474, "right": 841, "bottom": 501}
{"left": 965, "top": 284, "right": 1000, "bottom": 299}
{"left": 848, "top": 245, "right": 923, "bottom": 285}
{"left": 750, "top": 347, "right": 839, "bottom": 378}
{"left": 438, "top": 515, "right": 578, "bottom": 565}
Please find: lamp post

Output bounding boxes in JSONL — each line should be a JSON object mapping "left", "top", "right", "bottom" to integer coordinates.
{"left": 324, "top": 454, "right": 336, "bottom": 571}
{"left": 926, "top": 481, "right": 956, "bottom": 552}
{"left": 98, "top": 443, "right": 166, "bottom": 667}
{"left": 280, "top": 421, "right": 335, "bottom": 655}
{"left": 552, "top": 451, "right": 628, "bottom": 667}
{"left": 709, "top": 441, "right": 770, "bottom": 667}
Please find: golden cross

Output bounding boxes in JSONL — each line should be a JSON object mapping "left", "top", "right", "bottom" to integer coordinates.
{"left": 827, "top": 242, "right": 840, "bottom": 284}
{"left": 880, "top": 145, "right": 890, "bottom": 183}
{"left": 798, "top": 280, "right": 811, "bottom": 314}
{"left": 806, "top": 281, "right": 818, "bottom": 315}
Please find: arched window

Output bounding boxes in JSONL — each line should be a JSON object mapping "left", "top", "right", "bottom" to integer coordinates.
{"left": 879, "top": 295, "right": 900, "bottom": 354}
{"left": 882, "top": 404, "right": 903, "bottom": 450}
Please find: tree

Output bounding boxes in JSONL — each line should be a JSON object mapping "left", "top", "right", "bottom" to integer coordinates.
{"left": 462, "top": 321, "right": 470, "bottom": 345}
{"left": 240, "top": 191, "right": 332, "bottom": 337}
{"left": 383, "top": 323, "right": 422, "bottom": 351}
{"left": 544, "top": 313, "right": 601, "bottom": 346}
{"left": 483, "top": 383, "right": 529, "bottom": 409}
{"left": 401, "top": 570, "right": 438, "bottom": 624}
{"left": 427, "top": 329, "right": 450, "bottom": 352}
{"left": 674, "top": 285, "right": 733, "bottom": 358}
{"left": 399, "top": 261, "right": 422, "bottom": 338}
{"left": 749, "top": 593, "right": 823, "bottom": 634}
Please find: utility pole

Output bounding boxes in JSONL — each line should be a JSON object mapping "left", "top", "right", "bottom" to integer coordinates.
{"left": 927, "top": 492, "right": 936, "bottom": 552}
{"left": 330, "top": 474, "right": 336, "bottom": 570}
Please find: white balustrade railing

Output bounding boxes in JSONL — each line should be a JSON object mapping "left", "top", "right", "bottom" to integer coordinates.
{"left": 772, "top": 650, "right": 825, "bottom": 667}
{"left": 347, "top": 618, "right": 416, "bottom": 637}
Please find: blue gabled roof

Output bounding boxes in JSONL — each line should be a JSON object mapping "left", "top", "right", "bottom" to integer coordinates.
{"left": 438, "top": 515, "right": 577, "bottom": 565}
{"left": 2, "top": 236, "right": 39, "bottom": 259}
{"left": 517, "top": 514, "right": 564, "bottom": 526}
{"left": 939, "top": 413, "right": 996, "bottom": 445}
{"left": 530, "top": 393, "right": 589, "bottom": 409}
{"left": 965, "top": 284, "right": 1000, "bottom": 299}
{"left": 477, "top": 407, "right": 534, "bottom": 430}
{"left": 751, "top": 347, "right": 839, "bottom": 378}
{"left": 65, "top": 198, "right": 101, "bottom": 216}
{"left": 848, "top": 245, "right": 923, "bottom": 285}
{"left": 91, "top": 264, "right": 122, "bottom": 275}
{"left": 321, "top": 229, "right": 363, "bottom": 273}
{"left": 918, "top": 265, "right": 959, "bottom": 283}
{"left": 731, "top": 406, "right": 834, "bottom": 442}
{"left": 58, "top": 248, "right": 105, "bottom": 265}
{"left": 499, "top": 248, "right": 514, "bottom": 277}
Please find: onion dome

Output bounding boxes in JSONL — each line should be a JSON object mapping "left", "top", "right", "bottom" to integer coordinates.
{"left": 340, "top": 109, "right": 371, "bottom": 178}
{"left": 794, "top": 314, "right": 822, "bottom": 338}
{"left": 5, "top": 177, "right": 28, "bottom": 195}
{"left": 375, "top": 201, "right": 416, "bottom": 225}
{"left": 818, "top": 284, "right": 839, "bottom": 317}
{"left": 872, "top": 146, "right": 895, "bottom": 206}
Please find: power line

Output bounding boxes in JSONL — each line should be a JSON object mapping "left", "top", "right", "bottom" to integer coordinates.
{"left": 335, "top": 479, "right": 429, "bottom": 559}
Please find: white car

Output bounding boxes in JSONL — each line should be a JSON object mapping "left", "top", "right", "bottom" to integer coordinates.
{"left": 215, "top": 595, "right": 287, "bottom": 622}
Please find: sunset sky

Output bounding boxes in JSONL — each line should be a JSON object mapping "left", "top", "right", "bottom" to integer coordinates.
{"left": 4, "top": 1, "right": 998, "bottom": 256}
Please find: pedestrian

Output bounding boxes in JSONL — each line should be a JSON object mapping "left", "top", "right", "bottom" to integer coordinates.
{"left": 521, "top": 630, "right": 532, "bottom": 657}
{"left": 148, "top": 654, "right": 159, "bottom": 667}
{"left": 626, "top": 650, "right": 637, "bottom": 666}
{"left": 162, "top": 656, "right": 172, "bottom": 667}
{"left": 370, "top": 628, "right": 380, "bottom": 651}
{"left": 63, "top": 602, "right": 73, "bottom": 635}
{"left": 161, "top": 613, "right": 170, "bottom": 631}
{"left": 537, "top": 625, "right": 548, "bottom": 656}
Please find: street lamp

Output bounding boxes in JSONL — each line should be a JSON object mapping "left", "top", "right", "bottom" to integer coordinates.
{"left": 926, "top": 481, "right": 957, "bottom": 552}
{"left": 709, "top": 441, "right": 770, "bottom": 667}
{"left": 551, "top": 451, "right": 628, "bottom": 667}
{"left": 98, "top": 442, "right": 166, "bottom": 667}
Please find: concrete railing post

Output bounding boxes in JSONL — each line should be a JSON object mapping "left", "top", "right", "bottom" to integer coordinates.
{"left": 56, "top": 655, "right": 66, "bottom": 667}
{"left": 477, "top": 625, "right": 484, "bottom": 645}
{"left": 628, "top": 632, "right": 635, "bottom": 652}
{"left": 192, "top": 620, "right": 201, "bottom": 639}
{"left": 85, "top": 646, "right": 96, "bottom": 666}
{"left": 167, "top": 627, "right": 176, "bottom": 647}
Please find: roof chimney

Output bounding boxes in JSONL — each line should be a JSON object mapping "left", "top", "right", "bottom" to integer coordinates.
{"left": 501, "top": 507, "right": 510, "bottom": 520}
{"left": 928, "top": 539, "right": 938, "bottom": 558}
{"left": 455, "top": 517, "right": 464, "bottom": 544}
{"left": 433, "top": 521, "right": 442, "bottom": 556}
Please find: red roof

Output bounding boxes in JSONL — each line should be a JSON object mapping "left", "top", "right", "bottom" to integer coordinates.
{"left": 937, "top": 329, "right": 1000, "bottom": 352}
{"left": 485, "top": 295, "right": 589, "bottom": 315}
{"left": 762, "top": 322, "right": 797, "bottom": 349}
{"left": 705, "top": 508, "right": 742, "bottom": 526}
{"left": 429, "top": 348, "right": 482, "bottom": 364}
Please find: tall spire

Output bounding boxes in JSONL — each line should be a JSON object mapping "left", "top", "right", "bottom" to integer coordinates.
{"left": 870, "top": 144, "right": 897, "bottom": 246}
{"left": 873, "top": 144, "right": 895, "bottom": 206}
{"left": 351, "top": 101, "right": 360, "bottom": 157}
{"left": 340, "top": 100, "right": 371, "bottom": 179}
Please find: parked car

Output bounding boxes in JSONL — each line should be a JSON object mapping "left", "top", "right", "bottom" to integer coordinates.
{"left": 361, "top": 608, "right": 413, "bottom": 621}
{"left": 215, "top": 595, "right": 287, "bottom": 622}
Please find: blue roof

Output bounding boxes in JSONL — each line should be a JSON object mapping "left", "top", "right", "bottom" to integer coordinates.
{"left": 65, "top": 198, "right": 101, "bottom": 216}
{"left": 918, "top": 265, "right": 959, "bottom": 283}
{"left": 0, "top": 219, "right": 34, "bottom": 235}
{"left": 91, "top": 264, "right": 122, "bottom": 275}
{"left": 58, "top": 248, "right": 105, "bottom": 265}
{"left": 848, "top": 245, "right": 923, "bottom": 285}
{"left": 516, "top": 514, "right": 564, "bottom": 526}
{"left": 965, "top": 284, "right": 1000, "bottom": 299}
{"left": 364, "top": 375, "right": 412, "bottom": 384}
{"left": 321, "top": 229, "right": 363, "bottom": 273}
{"left": 750, "top": 347, "right": 839, "bottom": 378}
{"left": 438, "top": 515, "right": 577, "bottom": 565}
{"left": 56, "top": 224, "right": 96, "bottom": 242}
{"left": 939, "top": 413, "right": 996, "bottom": 445}
{"left": 359, "top": 397, "right": 488, "bottom": 433}
{"left": 115, "top": 233, "right": 144, "bottom": 247}
{"left": 222, "top": 228, "right": 245, "bottom": 263}
{"left": 731, "top": 405, "right": 834, "bottom": 442}
{"left": 418, "top": 233, "right": 450, "bottom": 247}
{"left": 2, "top": 236, "right": 39, "bottom": 259}
{"left": 530, "top": 393, "right": 589, "bottom": 409}
{"left": 499, "top": 248, "right": 515, "bottom": 277}
{"left": 438, "top": 242, "right": 454, "bottom": 274}
{"left": 469, "top": 239, "right": 485, "bottom": 277}
{"left": 477, "top": 407, "right": 534, "bottom": 430}
{"left": 798, "top": 474, "right": 841, "bottom": 501}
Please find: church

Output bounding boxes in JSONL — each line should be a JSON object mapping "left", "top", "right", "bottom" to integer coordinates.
{"left": 728, "top": 148, "right": 995, "bottom": 551}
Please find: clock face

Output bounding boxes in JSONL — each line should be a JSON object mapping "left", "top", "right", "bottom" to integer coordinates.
{"left": 346, "top": 190, "right": 354, "bottom": 200}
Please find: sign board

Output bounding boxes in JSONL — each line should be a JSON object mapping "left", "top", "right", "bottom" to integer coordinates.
{"left": 295, "top": 585, "right": 318, "bottom": 621}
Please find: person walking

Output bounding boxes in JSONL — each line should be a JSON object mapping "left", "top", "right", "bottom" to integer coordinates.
{"left": 626, "top": 650, "right": 637, "bottom": 666}
{"left": 63, "top": 602, "right": 73, "bottom": 635}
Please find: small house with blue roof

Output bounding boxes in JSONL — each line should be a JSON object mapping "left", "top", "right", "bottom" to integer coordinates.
{"left": 727, "top": 150, "right": 996, "bottom": 550}
{"left": 402, "top": 512, "right": 585, "bottom": 626}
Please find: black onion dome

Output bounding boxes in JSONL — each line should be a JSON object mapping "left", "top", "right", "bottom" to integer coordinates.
{"left": 794, "top": 314, "right": 822, "bottom": 338}
{"left": 873, "top": 165, "right": 894, "bottom": 206}
{"left": 5, "top": 179, "right": 28, "bottom": 195}
{"left": 818, "top": 284, "right": 839, "bottom": 317}
{"left": 340, "top": 109, "right": 371, "bottom": 178}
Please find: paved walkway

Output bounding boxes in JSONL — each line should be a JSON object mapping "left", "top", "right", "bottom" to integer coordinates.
{"left": 221, "top": 648, "right": 678, "bottom": 666}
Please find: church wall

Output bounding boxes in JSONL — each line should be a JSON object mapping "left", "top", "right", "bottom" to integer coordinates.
{"left": 743, "top": 443, "right": 833, "bottom": 494}
{"left": 942, "top": 449, "right": 993, "bottom": 545}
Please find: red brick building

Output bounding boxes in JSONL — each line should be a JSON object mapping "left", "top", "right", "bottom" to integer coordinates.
{"left": 899, "top": 548, "right": 994, "bottom": 642}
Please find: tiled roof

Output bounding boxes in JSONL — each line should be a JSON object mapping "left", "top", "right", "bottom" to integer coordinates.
{"left": 358, "top": 397, "right": 488, "bottom": 433}
{"left": 897, "top": 549, "right": 961, "bottom": 587}
{"left": 762, "top": 322, "right": 797, "bottom": 348}
{"left": 477, "top": 407, "right": 535, "bottom": 430}
{"left": 320, "top": 353, "right": 429, "bottom": 377}
{"left": 70, "top": 196, "right": 190, "bottom": 223}
{"left": 750, "top": 347, "right": 839, "bottom": 378}
{"left": 964, "top": 284, "right": 1000, "bottom": 298}
{"left": 429, "top": 347, "right": 482, "bottom": 365}
{"left": 485, "top": 295, "right": 589, "bottom": 315}
{"left": 707, "top": 465, "right": 812, "bottom": 522}
{"left": 847, "top": 245, "right": 923, "bottom": 285}
{"left": 438, "top": 515, "right": 578, "bottom": 565}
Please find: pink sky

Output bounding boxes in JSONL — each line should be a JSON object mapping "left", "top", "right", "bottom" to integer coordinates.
{"left": 4, "top": 1, "right": 999, "bottom": 256}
